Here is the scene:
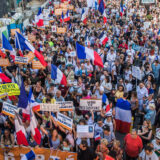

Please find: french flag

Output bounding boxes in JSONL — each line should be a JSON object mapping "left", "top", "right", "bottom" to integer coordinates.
{"left": 2, "top": 33, "right": 16, "bottom": 61}
{"left": 30, "top": 110, "right": 41, "bottom": 145}
{"left": 76, "top": 42, "right": 103, "bottom": 68}
{"left": 15, "top": 32, "right": 47, "bottom": 67}
{"left": 120, "top": 3, "right": 124, "bottom": 17}
{"left": 60, "top": 12, "right": 64, "bottom": 23}
{"left": 15, "top": 32, "right": 24, "bottom": 57}
{"left": 64, "top": 10, "right": 70, "bottom": 22}
{"left": 99, "top": 32, "right": 108, "bottom": 46}
{"left": 95, "top": 133, "right": 101, "bottom": 141}
{"left": 0, "top": 67, "right": 11, "bottom": 83}
{"left": 35, "top": 8, "right": 44, "bottom": 27}
{"left": 98, "top": 0, "right": 105, "bottom": 15}
{"left": 103, "top": 11, "right": 107, "bottom": 24}
{"left": 81, "top": 8, "right": 87, "bottom": 24}
{"left": 115, "top": 98, "right": 131, "bottom": 133}
{"left": 15, "top": 112, "right": 29, "bottom": 146}
{"left": 51, "top": 64, "right": 67, "bottom": 86}
{"left": 21, "top": 150, "right": 35, "bottom": 160}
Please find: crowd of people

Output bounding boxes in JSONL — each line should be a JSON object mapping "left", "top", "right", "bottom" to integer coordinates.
{"left": 0, "top": 0, "right": 160, "bottom": 159}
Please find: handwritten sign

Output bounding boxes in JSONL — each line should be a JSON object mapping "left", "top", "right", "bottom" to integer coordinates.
{"left": 32, "top": 61, "right": 45, "bottom": 69}
{"left": 2, "top": 102, "right": 17, "bottom": 117}
{"left": 80, "top": 99, "right": 102, "bottom": 111}
{"left": 24, "top": 52, "right": 35, "bottom": 63}
{"left": 15, "top": 56, "right": 28, "bottom": 64}
{"left": 77, "top": 125, "right": 94, "bottom": 138}
{"left": 0, "top": 58, "right": 10, "bottom": 66}
{"left": 57, "top": 27, "right": 67, "bottom": 34}
{"left": 56, "top": 101, "right": 73, "bottom": 111}
{"left": 57, "top": 113, "right": 73, "bottom": 130}
{"left": 11, "top": 28, "right": 20, "bottom": 36}
{"left": 40, "top": 103, "right": 60, "bottom": 112}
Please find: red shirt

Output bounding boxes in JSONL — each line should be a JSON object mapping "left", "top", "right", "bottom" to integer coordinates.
{"left": 124, "top": 133, "right": 143, "bottom": 157}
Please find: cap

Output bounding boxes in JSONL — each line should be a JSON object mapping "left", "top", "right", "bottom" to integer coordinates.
{"left": 156, "top": 131, "right": 160, "bottom": 139}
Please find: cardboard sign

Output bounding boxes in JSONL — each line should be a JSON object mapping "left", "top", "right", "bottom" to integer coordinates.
{"left": 40, "top": 103, "right": 60, "bottom": 112}
{"left": 132, "top": 66, "right": 142, "bottom": 80}
{"left": 79, "top": 99, "right": 102, "bottom": 111}
{"left": 28, "top": 34, "right": 36, "bottom": 42}
{"left": 32, "top": 61, "right": 45, "bottom": 69}
{"left": 55, "top": 9, "right": 67, "bottom": 15}
{"left": 77, "top": 125, "right": 94, "bottom": 138}
{"left": 24, "top": 52, "right": 35, "bottom": 63}
{"left": 57, "top": 27, "right": 67, "bottom": 34}
{"left": 57, "top": 112, "right": 73, "bottom": 130}
{"left": 15, "top": 56, "right": 28, "bottom": 64}
{"left": 52, "top": 26, "right": 57, "bottom": 32}
{"left": 56, "top": 101, "right": 73, "bottom": 111}
{"left": 2, "top": 102, "right": 17, "bottom": 117}
{"left": 11, "top": 28, "right": 20, "bottom": 36}
{"left": 0, "top": 146, "right": 77, "bottom": 160}
{"left": 0, "top": 58, "right": 10, "bottom": 66}
{"left": 0, "top": 83, "right": 20, "bottom": 96}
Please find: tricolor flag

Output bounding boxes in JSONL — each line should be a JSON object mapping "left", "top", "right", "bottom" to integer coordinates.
{"left": 35, "top": 8, "right": 44, "bottom": 27}
{"left": 15, "top": 112, "right": 29, "bottom": 146}
{"left": 51, "top": 64, "right": 67, "bottom": 86}
{"left": 15, "top": 32, "right": 24, "bottom": 57}
{"left": 2, "top": 33, "right": 16, "bottom": 60}
{"left": 99, "top": 32, "right": 108, "bottom": 45}
{"left": 0, "top": 67, "right": 11, "bottom": 83}
{"left": 15, "top": 32, "right": 47, "bottom": 67}
{"left": 68, "top": 23, "right": 72, "bottom": 31}
{"left": 64, "top": 10, "right": 70, "bottom": 22}
{"left": 76, "top": 42, "right": 103, "bottom": 68}
{"left": 21, "top": 150, "right": 35, "bottom": 160}
{"left": 60, "top": 12, "right": 64, "bottom": 23}
{"left": 98, "top": 0, "right": 105, "bottom": 14}
{"left": 103, "top": 11, "right": 107, "bottom": 24}
{"left": 81, "top": 8, "right": 87, "bottom": 24}
{"left": 115, "top": 98, "right": 131, "bottom": 133}
{"left": 120, "top": 0, "right": 124, "bottom": 17}
{"left": 30, "top": 110, "right": 41, "bottom": 145}
{"left": 95, "top": 133, "right": 101, "bottom": 141}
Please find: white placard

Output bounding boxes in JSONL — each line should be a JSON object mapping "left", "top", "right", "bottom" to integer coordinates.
{"left": 80, "top": 99, "right": 102, "bottom": 111}
{"left": 40, "top": 103, "right": 60, "bottom": 112}
{"left": 52, "top": 26, "right": 57, "bottom": 32}
{"left": 2, "top": 102, "right": 17, "bottom": 117}
{"left": 57, "top": 112, "right": 73, "bottom": 130}
{"left": 56, "top": 101, "right": 73, "bottom": 111}
{"left": 77, "top": 125, "right": 94, "bottom": 138}
{"left": 132, "top": 66, "right": 142, "bottom": 80}
{"left": 142, "top": 0, "right": 155, "bottom": 3}
{"left": 15, "top": 56, "right": 28, "bottom": 64}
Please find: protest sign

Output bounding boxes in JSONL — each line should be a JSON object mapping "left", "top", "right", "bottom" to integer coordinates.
{"left": 141, "top": 0, "right": 155, "bottom": 3}
{"left": 132, "top": 66, "right": 142, "bottom": 80}
{"left": 15, "top": 56, "right": 28, "bottom": 64}
{"left": 0, "top": 146, "right": 77, "bottom": 160}
{"left": 57, "top": 27, "right": 67, "bottom": 34}
{"left": 55, "top": 9, "right": 67, "bottom": 15}
{"left": 2, "top": 102, "right": 17, "bottom": 117}
{"left": 0, "top": 58, "right": 10, "bottom": 66}
{"left": 28, "top": 34, "right": 36, "bottom": 42}
{"left": 132, "top": 43, "right": 148, "bottom": 53}
{"left": 60, "top": 3, "right": 68, "bottom": 8}
{"left": 56, "top": 101, "right": 73, "bottom": 111}
{"left": 0, "top": 83, "right": 20, "bottom": 96}
{"left": 24, "top": 52, "right": 35, "bottom": 63}
{"left": 54, "top": 4, "right": 60, "bottom": 9}
{"left": 68, "top": 5, "right": 74, "bottom": 10}
{"left": 57, "top": 113, "right": 73, "bottom": 130}
{"left": 80, "top": 99, "right": 102, "bottom": 111}
{"left": 77, "top": 125, "right": 94, "bottom": 138}
{"left": 40, "top": 103, "right": 60, "bottom": 112}
{"left": 11, "top": 28, "right": 20, "bottom": 36}
{"left": 32, "top": 61, "right": 45, "bottom": 69}
{"left": 0, "top": 93, "right": 8, "bottom": 99}
{"left": 44, "top": 20, "right": 50, "bottom": 27}
{"left": 52, "top": 26, "right": 57, "bottom": 32}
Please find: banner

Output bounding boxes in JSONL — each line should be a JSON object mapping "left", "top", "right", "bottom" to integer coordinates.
{"left": 79, "top": 99, "right": 102, "bottom": 111}
{"left": 132, "top": 43, "right": 148, "bottom": 53}
{"left": 15, "top": 56, "right": 28, "bottom": 64}
{"left": 55, "top": 9, "right": 67, "bottom": 15}
{"left": 24, "top": 52, "right": 35, "bottom": 63}
{"left": 57, "top": 27, "right": 67, "bottom": 34}
{"left": 32, "top": 61, "right": 45, "bottom": 69}
{"left": 77, "top": 125, "right": 94, "bottom": 138}
{"left": 0, "top": 58, "right": 10, "bottom": 66}
{"left": 11, "top": 28, "right": 20, "bottom": 36}
{"left": 0, "top": 146, "right": 77, "bottom": 160}
{"left": 0, "top": 83, "right": 20, "bottom": 96}
{"left": 56, "top": 101, "right": 73, "bottom": 111}
{"left": 57, "top": 112, "right": 73, "bottom": 130}
{"left": 2, "top": 102, "right": 17, "bottom": 117}
{"left": 40, "top": 103, "right": 60, "bottom": 112}
{"left": 0, "top": 93, "right": 8, "bottom": 99}
{"left": 141, "top": 0, "right": 155, "bottom": 3}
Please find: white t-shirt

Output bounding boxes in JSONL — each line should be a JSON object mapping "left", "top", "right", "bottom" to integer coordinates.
{"left": 152, "top": 139, "right": 160, "bottom": 151}
{"left": 139, "top": 150, "right": 158, "bottom": 160}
